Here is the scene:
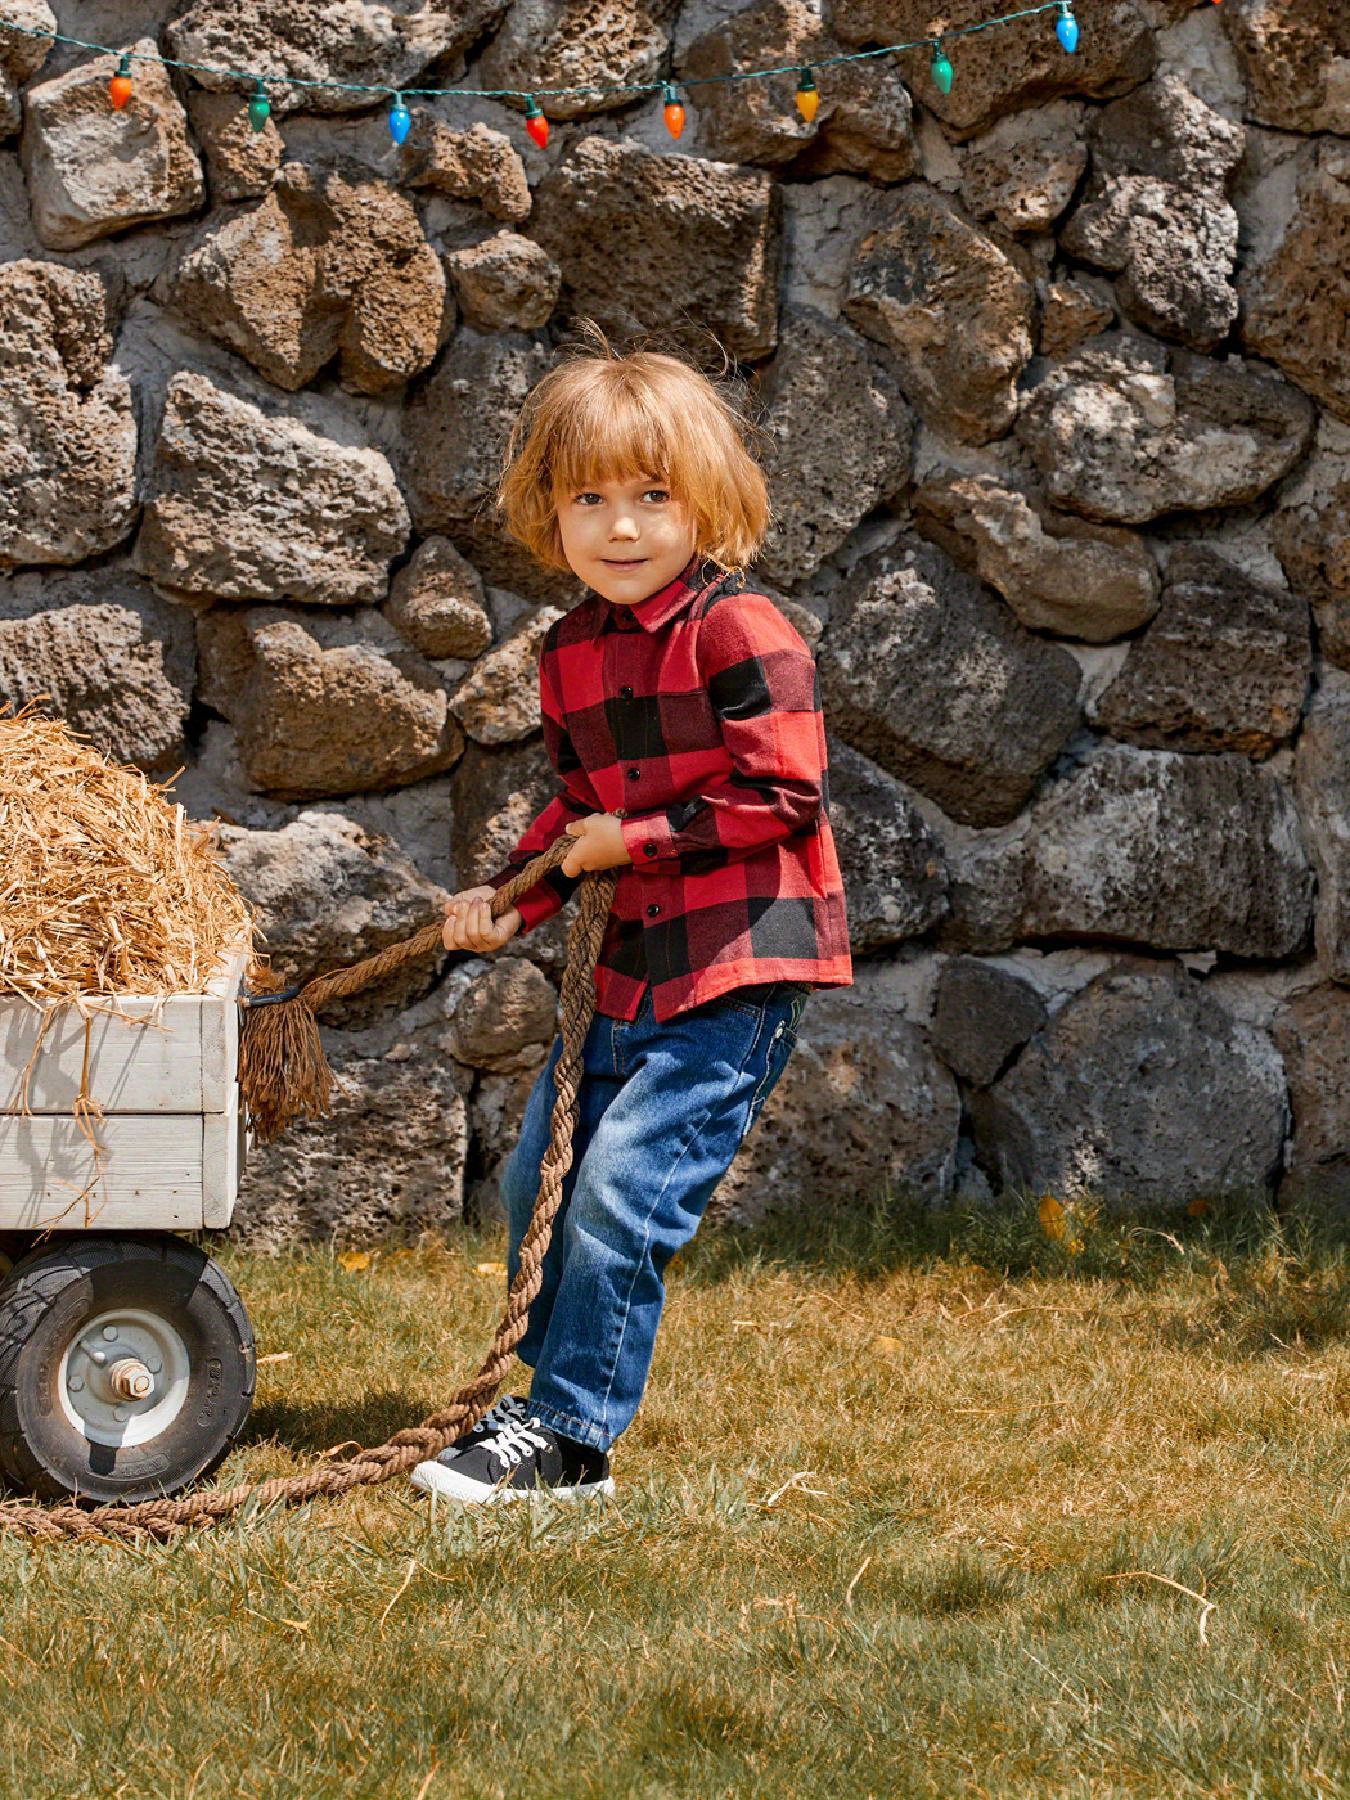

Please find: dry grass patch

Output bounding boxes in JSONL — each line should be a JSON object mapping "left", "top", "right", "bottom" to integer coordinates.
{"left": 0, "top": 1196, "right": 1345, "bottom": 1798}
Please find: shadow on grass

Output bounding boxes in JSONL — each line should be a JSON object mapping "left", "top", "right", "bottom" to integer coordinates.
{"left": 681, "top": 1186, "right": 1349, "bottom": 1316}
{"left": 240, "top": 1388, "right": 433, "bottom": 1456}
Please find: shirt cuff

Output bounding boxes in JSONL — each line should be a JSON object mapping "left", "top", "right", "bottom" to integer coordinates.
{"left": 486, "top": 864, "right": 565, "bottom": 934}
{"left": 620, "top": 809, "right": 680, "bottom": 871}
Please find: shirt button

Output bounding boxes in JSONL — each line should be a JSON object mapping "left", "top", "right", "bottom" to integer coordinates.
{"left": 620, "top": 685, "right": 634, "bottom": 700}
{"left": 627, "top": 767, "right": 641, "bottom": 781}
{"left": 646, "top": 903, "right": 661, "bottom": 918}
{"left": 643, "top": 842, "right": 658, "bottom": 858}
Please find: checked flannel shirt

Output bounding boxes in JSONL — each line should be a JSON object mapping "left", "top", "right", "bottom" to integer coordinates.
{"left": 487, "top": 552, "right": 853, "bottom": 1022}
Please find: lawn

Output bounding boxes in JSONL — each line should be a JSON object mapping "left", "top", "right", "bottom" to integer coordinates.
{"left": 0, "top": 1196, "right": 1346, "bottom": 1799}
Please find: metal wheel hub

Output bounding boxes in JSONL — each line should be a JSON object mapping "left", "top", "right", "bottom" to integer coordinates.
{"left": 57, "top": 1307, "right": 191, "bottom": 1447}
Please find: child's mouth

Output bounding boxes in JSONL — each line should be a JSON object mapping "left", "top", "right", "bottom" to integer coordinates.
{"left": 603, "top": 557, "right": 646, "bottom": 567}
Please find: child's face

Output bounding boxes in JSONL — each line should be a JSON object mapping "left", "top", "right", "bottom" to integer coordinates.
{"left": 553, "top": 471, "right": 698, "bottom": 604}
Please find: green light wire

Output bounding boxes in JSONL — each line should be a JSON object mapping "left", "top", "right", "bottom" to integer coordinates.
{"left": 0, "top": 4, "right": 1067, "bottom": 104}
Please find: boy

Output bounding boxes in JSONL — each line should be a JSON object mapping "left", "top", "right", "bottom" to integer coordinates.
{"left": 412, "top": 330, "right": 852, "bottom": 1503}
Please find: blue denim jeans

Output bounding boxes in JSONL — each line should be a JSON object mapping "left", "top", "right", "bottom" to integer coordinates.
{"left": 501, "top": 981, "right": 807, "bottom": 1452}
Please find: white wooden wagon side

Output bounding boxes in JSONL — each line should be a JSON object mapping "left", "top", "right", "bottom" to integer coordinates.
{"left": 0, "top": 945, "right": 256, "bottom": 1504}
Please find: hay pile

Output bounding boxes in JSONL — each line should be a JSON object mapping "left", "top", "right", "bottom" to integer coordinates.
{"left": 0, "top": 704, "right": 257, "bottom": 1005}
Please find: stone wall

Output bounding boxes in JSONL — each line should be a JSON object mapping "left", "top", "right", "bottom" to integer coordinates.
{"left": 3, "top": 0, "right": 1348, "bottom": 1242}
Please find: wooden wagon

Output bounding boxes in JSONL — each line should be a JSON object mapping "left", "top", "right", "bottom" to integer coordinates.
{"left": 0, "top": 944, "right": 256, "bottom": 1504}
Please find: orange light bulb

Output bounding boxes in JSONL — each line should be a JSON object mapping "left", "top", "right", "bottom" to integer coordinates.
{"left": 109, "top": 53, "right": 133, "bottom": 111}
{"left": 662, "top": 83, "right": 685, "bottom": 139}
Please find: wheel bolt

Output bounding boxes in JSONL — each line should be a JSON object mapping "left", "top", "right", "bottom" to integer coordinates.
{"left": 90, "top": 1349, "right": 106, "bottom": 1365}
{"left": 113, "top": 1405, "right": 127, "bottom": 1423}
{"left": 108, "top": 1358, "right": 154, "bottom": 1402}
{"left": 102, "top": 1325, "right": 117, "bottom": 1341}
{"left": 68, "top": 1375, "right": 84, "bottom": 1393}
{"left": 146, "top": 1356, "right": 162, "bottom": 1375}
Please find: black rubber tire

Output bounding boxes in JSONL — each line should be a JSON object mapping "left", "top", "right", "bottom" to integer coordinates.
{"left": 0, "top": 1235, "right": 255, "bottom": 1505}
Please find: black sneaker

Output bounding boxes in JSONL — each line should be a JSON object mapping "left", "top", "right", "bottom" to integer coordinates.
{"left": 411, "top": 1416, "right": 614, "bottom": 1504}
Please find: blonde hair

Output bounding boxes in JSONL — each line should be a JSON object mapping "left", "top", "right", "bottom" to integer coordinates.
{"left": 495, "top": 321, "right": 772, "bottom": 576}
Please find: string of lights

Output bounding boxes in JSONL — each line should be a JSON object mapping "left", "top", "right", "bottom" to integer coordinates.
{"left": 0, "top": 2, "right": 1217, "bottom": 154}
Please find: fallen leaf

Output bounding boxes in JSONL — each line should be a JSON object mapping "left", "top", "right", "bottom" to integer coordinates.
{"left": 475, "top": 1261, "right": 507, "bottom": 1277}
{"left": 338, "top": 1250, "right": 372, "bottom": 1272}
{"left": 1038, "top": 1195, "right": 1067, "bottom": 1241}
{"left": 257, "top": 1351, "right": 292, "bottom": 1366}
{"left": 1187, "top": 1198, "right": 1209, "bottom": 1218}
{"left": 872, "top": 1334, "right": 904, "bottom": 1356}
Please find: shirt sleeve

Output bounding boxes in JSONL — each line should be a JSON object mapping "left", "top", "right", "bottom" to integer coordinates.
{"left": 618, "top": 592, "right": 825, "bottom": 872}
{"left": 485, "top": 654, "right": 600, "bottom": 933}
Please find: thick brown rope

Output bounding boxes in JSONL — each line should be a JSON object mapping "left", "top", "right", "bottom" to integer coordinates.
{"left": 0, "top": 842, "right": 618, "bottom": 1544}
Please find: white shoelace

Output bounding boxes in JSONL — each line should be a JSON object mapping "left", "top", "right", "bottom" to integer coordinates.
{"left": 483, "top": 1417, "right": 551, "bottom": 1471}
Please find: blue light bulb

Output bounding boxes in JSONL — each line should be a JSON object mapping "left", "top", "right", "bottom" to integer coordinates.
{"left": 388, "top": 94, "right": 411, "bottom": 145}
{"left": 1056, "top": 2, "right": 1079, "bottom": 53}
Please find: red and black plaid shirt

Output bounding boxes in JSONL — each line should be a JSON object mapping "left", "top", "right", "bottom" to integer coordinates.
{"left": 488, "top": 552, "right": 853, "bottom": 1021}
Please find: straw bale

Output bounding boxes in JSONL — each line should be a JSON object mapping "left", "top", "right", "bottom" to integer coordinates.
{"left": 0, "top": 702, "right": 255, "bottom": 1005}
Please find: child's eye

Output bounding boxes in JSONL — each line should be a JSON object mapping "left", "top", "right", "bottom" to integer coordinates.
{"left": 644, "top": 488, "right": 670, "bottom": 503}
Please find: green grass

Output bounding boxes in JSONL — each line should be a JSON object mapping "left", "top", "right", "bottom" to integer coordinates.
{"left": 1, "top": 1196, "right": 1347, "bottom": 1798}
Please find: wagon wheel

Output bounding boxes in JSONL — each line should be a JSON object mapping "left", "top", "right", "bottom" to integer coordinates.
{"left": 0, "top": 1236, "right": 254, "bottom": 1505}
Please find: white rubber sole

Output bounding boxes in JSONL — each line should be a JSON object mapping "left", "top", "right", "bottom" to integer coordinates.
{"left": 410, "top": 1459, "right": 616, "bottom": 1504}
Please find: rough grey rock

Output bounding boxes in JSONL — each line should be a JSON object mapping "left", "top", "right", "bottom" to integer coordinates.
{"left": 914, "top": 472, "right": 1159, "bottom": 643}
{"left": 1094, "top": 546, "right": 1311, "bottom": 756}
{"left": 755, "top": 308, "right": 913, "bottom": 585}
{"left": 1022, "top": 745, "right": 1313, "bottom": 959}
{"left": 198, "top": 606, "right": 463, "bottom": 801}
{"left": 1038, "top": 280, "right": 1115, "bottom": 356}
{"left": 20, "top": 38, "right": 204, "bottom": 249}
{"left": 185, "top": 90, "right": 283, "bottom": 204}
{"left": 1061, "top": 77, "right": 1244, "bottom": 350}
{"left": 465, "top": 1056, "right": 549, "bottom": 1224}
{"left": 1017, "top": 340, "right": 1316, "bottom": 523}
{"left": 959, "top": 103, "right": 1088, "bottom": 234}
{"left": 173, "top": 159, "right": 451, "bottom": 394}
{"left": 135, "top": 372, "right": 409, "bottom": 605}
{"left": 1222, "top": 0, "right": 1350, "bottom": 136}
{"left": 449, "top": 958, "right": 557, "bottom": 1072}
{"left": 400, "top": 118, "right": 531, "bottom": 224}
{"left": 444, "top": 231, "right": 561, "bottom": 332}
{"left": 232, "top": 977, "right": 475, "bottom": 1249}
{"left": 826, "top": 738, "right": 948, "bottom": 954}
{"left": 843, "top": 187, "right": 1034, "bottom": 445}
{"left": 449, "top": 739, "right": 573, "bottom": 977}
{"left": 450, "top": 606, "right": 564, "bottom": 745}
{"left": 477, "top": 0, "right": 678, "bottom": 121}
{"left": 1241, "top": 141, "right": 1350, "bottom": 426}
{"left": 0, "top": 2, "right": 54, "bottom": 141}
{"left": 1294, "top": 679, "right": 1350, "bottom": 981}
{"left": 0, "top": 262, "right": 138, "bottom": 569}
{"left": 385, "top": 538, "right": 493, "bottom": 661}
{"left": 830, "top": 0, "right": 1157, "bottom": 141}
{"left": 683, "top": 0, "right": 916, "bottom": 181}
{"left": 165, "top": 0, "right": 508, "bottom": 119}
{"left": 714, "top": 981, "right": 961, "bottom": 1221}
{"left": 971, "top": 962, "right": 1288, "bottom": 1207}
{"left": 0, "top": 593, "right": 194, "bottom": 773}
{"left": 818, "top": 540, "right": 1081, "bottom": 827}
{"left": 1271, "top": 436, "right": 1350, "bottom": 669}
{"left": 1272, "top": 986, "right": 1350, "bottom": 1210}
{"left": 402, "top": 329, "right": 554, "bottom": 538}
{"left": 218, "top": 810, "right": 450, "bottom": 1027}
{"left": 931, "top": 817, "right": 1028, "bottom": 955}
{"left": 529, "top": 137, "right": 781, "bottom": 361}
{"left": 931, "top": 957, "right": 1048, "bottom": 1088}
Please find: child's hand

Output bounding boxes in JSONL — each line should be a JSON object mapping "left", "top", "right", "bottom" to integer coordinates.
{"left": 441, "top": 887, "right": 521, "bottom": 955}
{"left": 561, "top": 813, "right": 634, "bottom": 878}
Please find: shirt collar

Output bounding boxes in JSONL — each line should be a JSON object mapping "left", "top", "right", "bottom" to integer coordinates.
{"left": 587, "top": 552, "right": 724, "bottom": 638}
